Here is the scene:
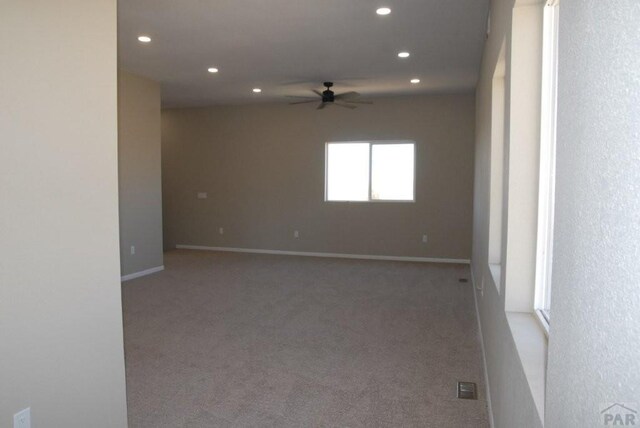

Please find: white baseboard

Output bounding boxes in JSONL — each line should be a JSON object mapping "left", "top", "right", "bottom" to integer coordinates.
{"left": 175, "top": 245, "right": 470, "bottom": 264}
{"left": 470, "top": 265, "right": 495, "bottom": 428}
{"left": 121, "top": 265, "right": 164, "bottom": 282}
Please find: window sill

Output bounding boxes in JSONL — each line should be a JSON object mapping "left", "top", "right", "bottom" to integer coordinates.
{"left": 534, "top": 309, "right": 550, "bottom": 337}
{"left": 506, "top": 311, "right": 548, "bottom": 423}
{"left": 324, "top": 200, "right": 416, "bottom": 204}
{"left": 488, "top": 263, "right": 501, "bottom": 293}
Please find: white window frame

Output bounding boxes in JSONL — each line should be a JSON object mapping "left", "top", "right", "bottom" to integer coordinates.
{"left": 488, "top": 38, "right": 506, "bottom": 293}
{"left": 534, "top": 0, "right": 560, "bottom": 334}
{"left": 324, "top": 141, "right": 416, "bottom": 203}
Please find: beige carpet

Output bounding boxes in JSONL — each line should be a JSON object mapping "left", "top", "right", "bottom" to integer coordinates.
{"left": 123, "top": 250, "right": 489, "bottom": 427}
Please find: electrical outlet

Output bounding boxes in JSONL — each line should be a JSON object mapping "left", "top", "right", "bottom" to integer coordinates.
{"left": 422, "top": 234, "right": 428, "bottom": 244}
{"left": 294, "top": 230, "right": 299, "bottom": 239}
{"left": 14, "top": 408, "right": 30, "bottom": 428}
{"left": 130, "top": 245, "right": 135, "bottom": 255}
{"left": 219, "top": 227, "right": 224, "bottom": 235}
{"left": 197, "top": 192, "right": 208, "bottom": 199}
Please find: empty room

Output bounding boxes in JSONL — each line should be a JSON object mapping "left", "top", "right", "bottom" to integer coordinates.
{"left": 2, "top": 1, "right": 639, "bottom": 428}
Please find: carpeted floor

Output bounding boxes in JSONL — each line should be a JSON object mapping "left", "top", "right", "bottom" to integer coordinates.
{"left": 122, "top": 250, "right": 489, "bottom": 427}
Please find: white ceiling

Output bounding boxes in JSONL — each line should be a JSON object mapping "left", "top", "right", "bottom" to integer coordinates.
{"left": 118, "top": 0, "right": 489, "bottom": 108}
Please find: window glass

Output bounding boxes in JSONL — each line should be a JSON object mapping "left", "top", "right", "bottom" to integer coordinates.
{"left": 325, "top": 142, "right": 415, "bottom": 202}
{"left": 326, "top": 142, "right": 370, "bottom": 201}
{"left": 371, "top": 144, "right": 414, "bottom": 201}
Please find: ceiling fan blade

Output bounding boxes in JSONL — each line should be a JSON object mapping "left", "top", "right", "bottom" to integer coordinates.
{"left": 317, "top": 102, "right": 326, "bottom": 110}
{"left": 312, "top": 89, "right": 323, "bottom": 97}
{"left": 286, "top": 95, "right": 318, "bottom": 99}
{"left": 289, "top": 100, "right": 318, "bottom": 105}
{"left": 334, "top": 102, "right": 357, "bottom": 110}
{"left": 343, "top": 99, "right": 373, "bottom": 104}
{"left": 334, "top": 91, "right": 360, "bottom": 100}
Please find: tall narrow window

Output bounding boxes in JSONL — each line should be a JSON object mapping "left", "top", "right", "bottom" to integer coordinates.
{"left": 325, "top": 141, "right": 415, "bottom": 202}
{"left": 488, "top": 39, "right": 507, "bottom": 292}
{"left": 534, "top": 0, "right": 560, "bottom": 329}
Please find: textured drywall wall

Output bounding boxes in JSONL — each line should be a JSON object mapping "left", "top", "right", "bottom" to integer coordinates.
{"left": 545, "top": 0, "right": 640, "bottom": 426}
{"left": 0, "top": 1, "right": 128, "bottom": 427}
{"left": 471, "top": 0, "right": 544, "bottom": 426}
{"left": 162, "top": 94, "right": 475, "bottom": 260}
{"left": 118, "top": 70, "right": 164, "bottom": 276}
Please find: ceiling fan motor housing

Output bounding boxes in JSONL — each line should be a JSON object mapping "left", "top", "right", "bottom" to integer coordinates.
{"left": 322, "top": 91, "right": 335, "bottom": 103}
{"left": 322, "top": 82, "right": 335, "bottom": 102}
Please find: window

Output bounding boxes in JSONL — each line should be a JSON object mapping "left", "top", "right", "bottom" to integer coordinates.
{"left": 534, "top": 0, "right": 560, "bottom": 330}
{"left": 325, "top": 141, "right": 415, "bottom": 202}
{"left": 488, "top": 38, "right": 507, "bottom": 292}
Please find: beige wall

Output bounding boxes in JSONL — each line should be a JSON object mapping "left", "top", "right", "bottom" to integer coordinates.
{"left": 0, "top": 1, "right": 128, "bottom": 427}
{"left": 118, "top": 70, "right": 164, "bottom": 277}
{"left": 546, "top": 0, "right": 640, "bottom": 425}
{"left": 162, "top": 94, "right": 475, "bottom": 260}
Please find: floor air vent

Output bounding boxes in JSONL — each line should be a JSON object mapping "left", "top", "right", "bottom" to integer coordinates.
{"left": 457, "top": 381, "right": 477, "bottom": 400}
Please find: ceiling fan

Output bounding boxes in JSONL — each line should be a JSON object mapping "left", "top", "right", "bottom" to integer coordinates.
{"left": 286, "top": 82, "right": 373, "bottom": 110}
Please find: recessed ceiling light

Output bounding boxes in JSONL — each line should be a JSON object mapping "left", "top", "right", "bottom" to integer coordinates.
{"left": 252, "top": 88, "right": 262, "bottom": 93}
{"left": 411, "top": 78, "right": 420, "bottom": 84}
{"left": 398, "top": 51, "right": 410, "bottom": 58}
{"left": 207, "top": 67, "right": 219, "bottom": 73}
{"left": 376, "top": 7, "right": 391, "bottom": 15}
{"left": 137, "top": 35, "right": 151, "bottom": 43}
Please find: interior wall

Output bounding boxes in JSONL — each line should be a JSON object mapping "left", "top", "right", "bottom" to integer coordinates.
{"left": 0, "top": 1, "right": 128, "bottom": 427}
{"left": 471, "top": 0, "right": 545, "bottom": 426}
{"left": 545, "top": 0, "right": 640, "bottom": 426}
{"left": 162, "top": 94, "right": 475, "bottom": 260}
{"left": 118, "top": 70, "right": 164, "bottom": 277}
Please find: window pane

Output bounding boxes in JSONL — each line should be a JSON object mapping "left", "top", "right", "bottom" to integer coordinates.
{"left": 371, "top": 144, "right": 414, "bottom": 201}
{"left": 326, "top": 143, "right": 370, "bottom": 201}
{"left": 534, "top": 1, "right": 560, "bottom": 319}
